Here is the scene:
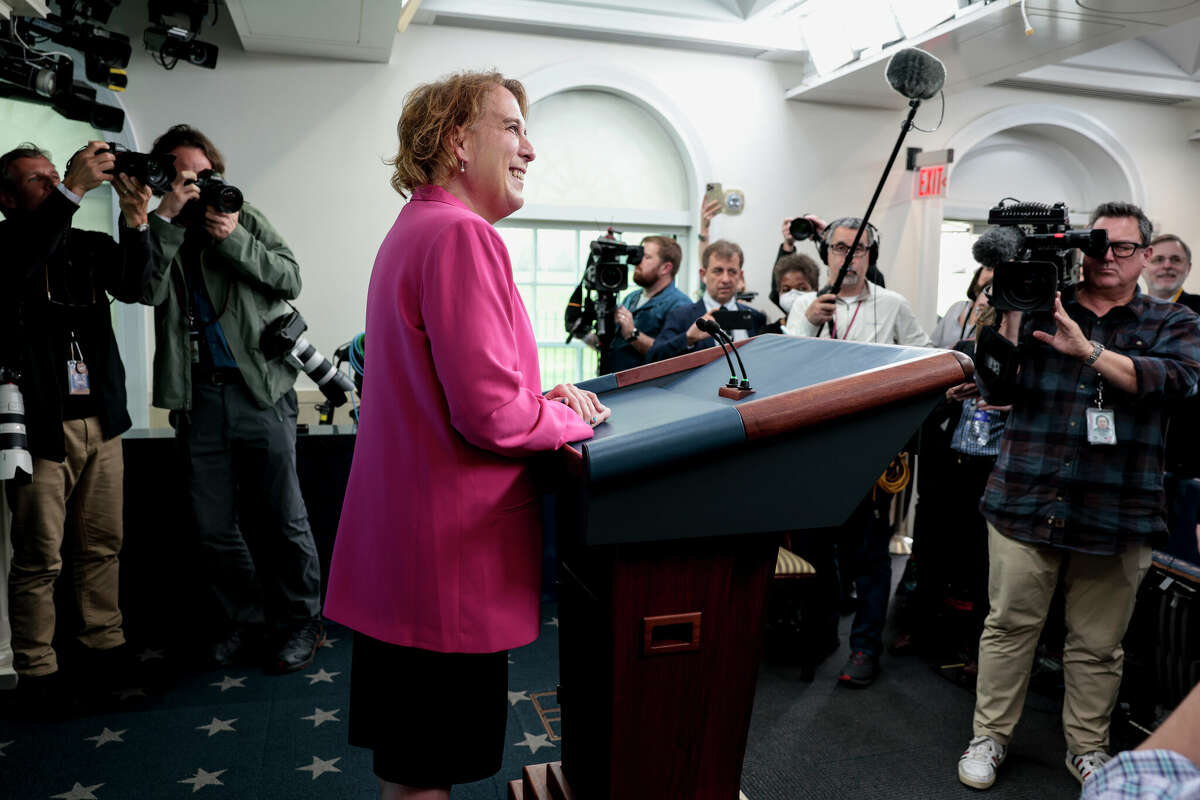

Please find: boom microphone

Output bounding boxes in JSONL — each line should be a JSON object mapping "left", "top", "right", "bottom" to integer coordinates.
{"left": 972, "top": 226, "right": 1027, "bottom": 268}
{"left": 885, "top": 48, "right": 946, "bottom": 100}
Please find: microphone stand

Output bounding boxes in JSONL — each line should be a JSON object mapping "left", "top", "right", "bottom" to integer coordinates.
{"left": 816, "top": 98, "right": 922, "bottom": 338}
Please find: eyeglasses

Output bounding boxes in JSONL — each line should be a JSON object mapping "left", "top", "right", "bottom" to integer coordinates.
{"left": 829, "top": 242, "right": 869, "bottom": 257}
{"left": 1108, "top": 241, "right": 1145, "bottom": 258}
{"left": 1149, "top": 254, "right": 1188, "bottom": 266}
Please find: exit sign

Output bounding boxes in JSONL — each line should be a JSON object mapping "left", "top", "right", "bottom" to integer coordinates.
{"left": 914, "top": 164, "right": 947, "bottom": 199}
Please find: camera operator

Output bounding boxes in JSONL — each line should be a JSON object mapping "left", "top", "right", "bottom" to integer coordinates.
{"left": 647, "top": 240, "right": 766, "bottom": 362}
{"left": 608, "top": 236, "right": 692, "bottom": 373}
{"left": 140, "top": 125, "right": 323, "bottom": 674}
{"left": 955, "top": 202, "right": 1200, "bottom": 791}
{"left": 0, "top": 141, "right": 151, "bottom": 708}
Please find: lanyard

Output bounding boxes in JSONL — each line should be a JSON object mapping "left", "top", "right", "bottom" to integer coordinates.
{"left": 831, "top": 299, "right": 864, "bottom": 340}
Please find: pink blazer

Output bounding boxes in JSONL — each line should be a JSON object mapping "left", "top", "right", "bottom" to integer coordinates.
{"left": 323, "top": 185, "right": 594, "bottom": 653}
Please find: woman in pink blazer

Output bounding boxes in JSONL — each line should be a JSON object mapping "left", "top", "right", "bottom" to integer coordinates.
{"left": 323, "top": 71, "right": 609, "bottom": 799}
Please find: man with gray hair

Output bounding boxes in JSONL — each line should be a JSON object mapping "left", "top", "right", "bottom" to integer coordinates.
{"left": 1144, "top": 233, "right": 1200, "bottom": 313}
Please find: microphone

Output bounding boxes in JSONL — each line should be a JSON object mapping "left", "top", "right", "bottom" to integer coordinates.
{"left": 698, "top": 318, "right": 752, "bottom": 391}
{"left": 972, "top": 226, "right": 1027, "bottom": 268}
{"left": 885, "top": 47, "right": 946, "bottom": 101}
{"left": 696, "top": 317, "right": 739, "bottom": 389}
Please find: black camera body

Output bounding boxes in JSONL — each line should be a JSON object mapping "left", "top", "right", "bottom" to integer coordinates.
{"left": 192, "top": 169, "right": 244, "bottom": 213}
{"left": 101, "top": 143, "right": 177, "bottom": 193}
{"left": 583, "top": 239, "right": 642, "bottom": 294}
{"left": 987, "top": 200, "right": 1108, "bottom": 313}
{"left": 260, "top": 308, "right": 355, "bottom": 409}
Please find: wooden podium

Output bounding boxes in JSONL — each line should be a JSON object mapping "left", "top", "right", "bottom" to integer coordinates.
{"left": 512, "top": 335, "right": 972, "bottom": 800}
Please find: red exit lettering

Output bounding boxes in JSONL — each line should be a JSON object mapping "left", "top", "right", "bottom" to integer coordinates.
{"left": 914, "top": 165, "right": 946, "bottom": 199}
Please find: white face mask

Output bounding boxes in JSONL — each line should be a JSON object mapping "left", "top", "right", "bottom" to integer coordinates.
{"left": 780, "top": 289, "right": 803, "bottom": 314}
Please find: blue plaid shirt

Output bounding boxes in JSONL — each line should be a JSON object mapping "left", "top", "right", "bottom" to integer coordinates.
{"left": 980, "top": 287, "right": 1200, "bottom": 555}
{"left": 1082, "top": 750, "right": 1200, "bottom": 800}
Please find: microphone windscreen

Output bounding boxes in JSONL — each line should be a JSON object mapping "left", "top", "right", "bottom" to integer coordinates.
{"left": 885, "top": 48, "right": 946, "bottom": 101}
{"left": 972, "top": 226, "right": 1026, "bottom": 268}
{"left": 696, "top": 317, "right": 718, "bottom": 334}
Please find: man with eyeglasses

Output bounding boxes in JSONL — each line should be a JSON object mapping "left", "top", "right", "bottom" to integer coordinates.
{"left": 0, "top": 142, "right": 152, "bottom": 713}
{"left": 1144, "top": 234, "right": 1200, "bottom": 312}
{"left": 782, "top": 217, "right": 929, "bottom": 347}
{"left": 778, "top": 219, "right": 930, "bottom": 690}
{"left": 955, "top": 202, "right": 1200, "bottom": 791}
{"left": 1144, "top": 236, "right": 1200, "bottom": 481}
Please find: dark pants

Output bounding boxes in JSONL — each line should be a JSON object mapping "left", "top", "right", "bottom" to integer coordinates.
{"left": 176, "top": 379, "right": 320, "bottom": 633}
{"left": 847, "top": 491, "right": 894, "bottom": 656}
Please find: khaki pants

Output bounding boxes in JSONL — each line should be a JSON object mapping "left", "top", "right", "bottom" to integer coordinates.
{"left": 973, "top": 524, "right": 1150, "bottom": 754}
{"left": 7, "top": 418, "right": 125, "bottom": 676}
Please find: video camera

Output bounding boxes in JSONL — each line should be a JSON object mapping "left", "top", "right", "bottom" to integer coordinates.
{"left": 981, "top": 200, "right": 1109, "bottom": 314}
{"left": 564, "top": 231, "right": 643, "bottom": 374}
{"left": 0, "top": 1, "right": 129, "bottom": 131}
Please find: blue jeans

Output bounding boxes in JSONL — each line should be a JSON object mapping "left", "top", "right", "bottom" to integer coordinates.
{"left": 847, "top": 492, "right": 894, "bottom": 656}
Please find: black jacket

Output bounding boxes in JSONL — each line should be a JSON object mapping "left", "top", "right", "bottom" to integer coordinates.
{"left": 0, "top": 188, "right": 151, "bottom": 461}
{"left": 647, "top": 299, "right": 767, "bottom": 362}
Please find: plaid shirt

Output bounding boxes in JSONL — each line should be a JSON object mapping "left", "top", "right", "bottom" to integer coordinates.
{"left": 1082, "top": 750, "right": 1200, "bottom": 800}
{"left": 980, "top": 288, "right": 1200, "bottom": 555}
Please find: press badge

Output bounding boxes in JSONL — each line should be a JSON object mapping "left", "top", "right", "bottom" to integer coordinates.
{"left": 1086, "top": 407, "right": 1116, "bottom": 445}
{"left": 67, "top": 338, "right": 90, "bottom": 395}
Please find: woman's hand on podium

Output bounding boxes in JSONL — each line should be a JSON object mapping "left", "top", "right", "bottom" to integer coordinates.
{"left": 548, "top": 384, "right": 611, "bottom": 427}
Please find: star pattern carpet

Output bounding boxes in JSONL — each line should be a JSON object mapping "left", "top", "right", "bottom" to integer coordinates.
{"left": 0, "top": 614, "right": 565, "bottom": 799}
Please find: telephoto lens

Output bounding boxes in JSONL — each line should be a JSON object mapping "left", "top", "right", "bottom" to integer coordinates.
{"left": 0, "top": 374, "right": 33, "bottom": 483}
{"left": 286, "top": 337, "right": 356, "bottom": 407}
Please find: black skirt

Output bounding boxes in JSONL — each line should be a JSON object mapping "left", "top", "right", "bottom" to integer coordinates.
{"left": 348, "top": 632, "right": 509, "bottom": 787}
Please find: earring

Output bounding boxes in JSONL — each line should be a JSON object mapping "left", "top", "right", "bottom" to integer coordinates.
{"left": 459, "top": 159, "right": 466, "bottom": 173}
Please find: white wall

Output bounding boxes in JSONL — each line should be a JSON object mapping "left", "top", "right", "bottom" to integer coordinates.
{"left": 103, "top": 10, "right": 1200, "bottom": 399}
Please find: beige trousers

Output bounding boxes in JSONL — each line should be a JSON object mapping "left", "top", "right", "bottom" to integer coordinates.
{"left": 972, "top": 524, "right": 1150, "bottom": 754}
{"left": 7, "top": 418, "right": 125, "bottom": 676}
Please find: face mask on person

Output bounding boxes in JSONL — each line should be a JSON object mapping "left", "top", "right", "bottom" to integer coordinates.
{"left": 780, "top": 289, "right": 803, "bottom": 314}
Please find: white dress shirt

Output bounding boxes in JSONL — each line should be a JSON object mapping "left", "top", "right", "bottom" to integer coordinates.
{"left": 702, "top": 293, "right": 750, "bottom": 341}
{"left": 783, "top": 282, "right": 930, "bottom": 346}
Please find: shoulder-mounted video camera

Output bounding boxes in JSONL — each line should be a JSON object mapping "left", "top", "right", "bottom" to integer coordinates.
{"left": 564, "top": 231, "right": 645, "bottom": 375}
{"left": 982, "top": 200, "right": 1109, "bottom": 314}
{"left": 583, "top": 239, "right": 643, "bottom": 294}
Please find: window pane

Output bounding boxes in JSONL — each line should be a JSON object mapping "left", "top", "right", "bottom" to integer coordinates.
{"left": 538, "top": 345, "right": 583, "bottom": 390}
{"left": 537, "top": 228, "right": 578, "bottom": 277}
{"left": 499, "top": 226, "right": 534, "bottom": 283}
{"left": 534, "top": 284, "right": 576, "bottom": 342}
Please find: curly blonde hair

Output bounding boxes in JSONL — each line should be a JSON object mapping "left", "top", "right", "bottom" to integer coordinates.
{"left": 387, "top": 70, "right": 528, "bottom": 198}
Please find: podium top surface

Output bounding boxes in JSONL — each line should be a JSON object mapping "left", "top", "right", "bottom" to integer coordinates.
{"left": 567, "top": 335, "right": 971, "bottom": 483}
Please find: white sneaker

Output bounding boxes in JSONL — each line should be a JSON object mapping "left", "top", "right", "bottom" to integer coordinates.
{"left": 958, "top": 735, "right": 1007, "bottom": 789}
{"left": 1066, "top": 750, "right": 1111, "bottom": 784}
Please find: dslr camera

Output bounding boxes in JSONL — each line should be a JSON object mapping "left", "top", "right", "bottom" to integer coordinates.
{"left": 99, "top": 143, "right": 177, "bottom": 193}
{"left": 985, "top": 200, "right": 1108, "bottom": 314}
{"left": 190, "top": 169, "right": 244, "bottom": 214}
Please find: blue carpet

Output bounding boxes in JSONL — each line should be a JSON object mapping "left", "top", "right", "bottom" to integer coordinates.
{"left": 0, "top": 613, "right": 565, "bottom": 800}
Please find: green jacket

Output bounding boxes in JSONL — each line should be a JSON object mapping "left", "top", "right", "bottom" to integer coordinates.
{"left": 142, "top": 203, "right": 300, "bottom": 411}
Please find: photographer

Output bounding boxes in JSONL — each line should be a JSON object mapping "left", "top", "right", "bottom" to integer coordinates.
{"left": 647, "top": 239, "right": 766, "bottom": 362}
{"left": 0, "top": 141, "right": 151, "bottom": 708}
{"left": 955, "top": 202, "right": 1200, "bottom": 791}
{"left": 141, "top": 125, "right": 323, "bottom": 674}
{"left": 608, "top": 235, "right": 692, "bottom": 373}
{"left": 777, "top": 215, "right": 886, "bottom": 288}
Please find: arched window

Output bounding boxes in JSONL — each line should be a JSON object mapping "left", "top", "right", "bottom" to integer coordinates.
{"left": 499, "top": 88, "right": 694, "bottom": 385}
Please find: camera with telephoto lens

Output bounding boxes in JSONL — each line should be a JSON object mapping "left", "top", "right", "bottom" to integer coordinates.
{"left": 583, "top": 239, "right": 643, "bottom": 294}
{"left": 260, "top": 309, "right": 355, "bottom": 407}
{"left": 789, "top": 216, "right": 817, "bottom": 242}
{"left": 100, "top": 142, "right": 177, "bottom": 193}
{"left": 986, "top": 199, "right": 1109, "bottom": 314}
{"left": 0, "top": 367, "right": 33, "bottom": 484}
